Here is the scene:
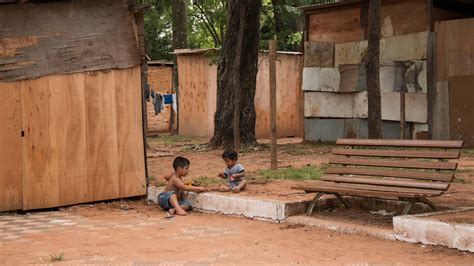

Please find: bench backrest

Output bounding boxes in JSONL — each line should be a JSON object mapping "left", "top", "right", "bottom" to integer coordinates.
{"left": 325, "top": 139, "right": 463, "bottom": 196}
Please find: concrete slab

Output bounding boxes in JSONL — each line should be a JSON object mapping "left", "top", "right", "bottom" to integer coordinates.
{"left": 394, "top": 208, "right": 474, "bottom": 252}
{"left": 147, "top": 187, "right": 310, "bottom": 221}
{"left": 285, "top": 215, "right": 396, "bottom": 241}
{"left": 339, "top": 64, "right": 366, "bottom": 92}
{"left": 304, "top": 91, "right": 354, "bottom": 117}
{"left": 304, "top": 118, "right": 345, "bottom": 142}
{"left": 334, "top": 41, "right": 367, "bottom": 67}
{"left": 302, "top": 67, "right": 340, "bottom": 92}
{"left": 354, "top": 91, "right": 428, "bottom": 123}
{"left": 304, "top": 41, "right": 334, "bottom": 67}
{"left": 381, "top": 32, "right": 429, "bottom": 62}
{"left": 380, "top": 62, "right": 405, "bottom": 91}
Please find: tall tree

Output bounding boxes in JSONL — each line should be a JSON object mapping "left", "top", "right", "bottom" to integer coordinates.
{"left": 210, "top": 0, "right": 262, "bottom": 149}
{"left": 366, "top": 0, "right": 383, "bottom": 139}
{"left": 171, "top": 0, "right": 189, "bottom": 133}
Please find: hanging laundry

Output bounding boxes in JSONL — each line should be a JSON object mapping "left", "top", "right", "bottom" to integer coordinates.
{"left": 172, "top": 93, "right": 177, "bottom": 112}
{"left": 163, "top": 93, "right": 173, "bottom": 104}
{"left": 151, "top": 91, "right": 163, "bottom": 115}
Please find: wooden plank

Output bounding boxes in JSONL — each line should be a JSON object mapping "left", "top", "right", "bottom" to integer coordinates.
{"left": 329, "top": 157, "right": 457, "bottom": 170}
{"left": 336, "top": 138, "right": 463, "bottom": 148}
{"left": 315, "top": 182, "right": 443, "bottom": 196}
{"left": 0, "top": 81, "right": 23, "bottom": 211}
{"left": 326, "top": 166, "right": 454, "bottom": 182}
{"left": 435, "top": 18, "right": 474, "bottom": 81}
{"left": 308, "top": 6, "right": 361, "bottom": 43}
{"left": 449, "top": 76, "right": 474, "bottom": 148}
{"left": 269, "top": 39, "right": 277, "bottom": 170}
{"left": 292, "top": 182, "right": 427, "bottom": 198}
{"left": 331, "top": 148, "right": 460, "bottom": 159}
{"left": 84, "top": 70, "right": 120, "bottom": 202}
{"left": 115, "top": 66, "right": 147, "bottom": 197}
{"left": 321, "top": 175, "right": 449, "bottom": 190}
{"left": 20, "top": 67, "right": 145, "bottom": 210}
{"left": 0, "top": 0, "right": 140, "bottom": 81}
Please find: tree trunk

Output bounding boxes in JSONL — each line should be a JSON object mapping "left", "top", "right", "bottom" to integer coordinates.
{"left": 210, "top": 0, "right": 262, "bottom": 149}
{"left": 366, "top": 0, "right": 383, "bottom": 139}
{"left": 171, "top": 0, "right": 189, "bottom": 134}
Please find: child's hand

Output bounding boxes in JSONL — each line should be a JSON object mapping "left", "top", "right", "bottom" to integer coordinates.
{"left": 217, "top": 173, "right": 225, "bottom": 179}
{"left": 196, "top": 187, "right": 207, "bottom": 193}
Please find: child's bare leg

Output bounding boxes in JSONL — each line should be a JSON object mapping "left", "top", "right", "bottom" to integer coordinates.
{"left": 232, "top": 180, "right": 247, "bottom": 193}
{"left": 219, "top": 184, "right": 231, "bottom": 192}
{"left": 169, "top": 193, "right": 187, "bottom": 215}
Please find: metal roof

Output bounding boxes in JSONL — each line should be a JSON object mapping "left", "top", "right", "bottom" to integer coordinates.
{"left": 299, "top": 0, "right": 361, "bottom": 11}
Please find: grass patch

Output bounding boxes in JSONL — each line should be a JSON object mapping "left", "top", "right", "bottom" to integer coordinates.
{"left": 251, "top": 164, "right": 328, "bottom": 181}
{"left": 50, "top": 252, "right": 64, "bottom": 262}
{"left": 461, "top": 149, "right": 474, "bottom": 157}
{"left": 147, "top": 133, "right": 199, "bottom": 146}
{"left": 148, "top": 176, "right": 156, "bottom": 181}
{"left": 191, "top": 176, "right": 221, "bottom": 186}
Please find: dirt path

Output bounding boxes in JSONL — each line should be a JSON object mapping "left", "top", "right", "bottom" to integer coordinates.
{"left": 0, "top": 201, "right": 472, "bottom": 264}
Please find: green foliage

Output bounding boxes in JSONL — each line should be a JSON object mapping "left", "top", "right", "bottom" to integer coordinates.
{"left": 252, "top": 164, "right": 328, "bottom": 181}
{"left": 144, "top": 0, "right": 324, "bottom": 60}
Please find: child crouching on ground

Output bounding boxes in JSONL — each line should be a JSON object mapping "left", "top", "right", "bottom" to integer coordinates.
{"left": 218, "top": 149, "right": 247, "bottom": 193}
{"left": 158, "top": 156, "right": 206, "bottom": 216}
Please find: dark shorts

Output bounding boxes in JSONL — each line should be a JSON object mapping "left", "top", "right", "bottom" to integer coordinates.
{"left": 157, "top": 191, "right": 190, "bottom": 210}
{"left": 229, "top": 179, "right": 243, "bottom": 189}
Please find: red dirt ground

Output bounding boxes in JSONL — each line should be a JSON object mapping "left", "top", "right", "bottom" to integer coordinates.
{"left": 147, "top": 136, "right": 474, "bottom": 207}
{"left": 1, "top": 201, "right": 472, "bottom": 264}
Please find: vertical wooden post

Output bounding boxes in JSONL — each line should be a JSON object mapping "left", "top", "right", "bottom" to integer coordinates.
{"left": 269, "top": 38, "right": 277, "bottom": 170}
{"left": 400, "top": 88, "right": 406, "bottom": 139}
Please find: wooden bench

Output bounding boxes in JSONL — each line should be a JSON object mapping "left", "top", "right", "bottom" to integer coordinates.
{"left": 293, "top": 139, "right": 463, "bottom": 215}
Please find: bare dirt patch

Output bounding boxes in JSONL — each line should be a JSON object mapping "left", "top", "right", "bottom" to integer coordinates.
{"left": 1, "top": 200, "right": 472, "bottom": 264}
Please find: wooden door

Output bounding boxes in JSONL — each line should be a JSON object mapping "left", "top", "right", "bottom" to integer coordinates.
{"left": 0, "top": 82, "right": 23, "bottom": 211}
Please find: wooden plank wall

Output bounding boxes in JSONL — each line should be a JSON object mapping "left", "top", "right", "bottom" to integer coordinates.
{"left": 435, "top": 18, "right": 474, "bottom": 81}
{"left": 255, "top": 53, "right": 303, "bottom": 138}
{"left": 177, "top": 55, "right": 215, "bottom": 137}
{"left": 177, "top": 52, "right": 303, "bottom": 139}
{"left": 0, "top": 83, "right": 23, "bottom": 211}
{"left": 0, "top": 66, "right": 146, "bottom": 211}
{"left": 307, "top": 0, "right": 428, "bottom": 43}
{"left": 0, "top": 0, "right": 140, "bottom": 81}
{"left": 449, "top": 76, "right": 474, "bottom": 147}
{"left": 146, "top": 65, "right": 176, "bottom": 133}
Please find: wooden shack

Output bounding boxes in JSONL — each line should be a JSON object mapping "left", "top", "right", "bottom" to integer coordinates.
{"left": 0, "top": 0, "right": 147, "bottom": 211}
{"left": 175, "top": 49, "right": 303, "bottom": 139}
{"left": 146, "top": 61, "right": 176, "bottom": 133}
{"left": 301, "top": 0, "right": 473, "bottom": 144}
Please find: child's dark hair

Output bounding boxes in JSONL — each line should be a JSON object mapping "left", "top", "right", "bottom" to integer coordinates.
{"left": 173, "top": 156, "right": 190, "bottom": 170}
{"left": 222, "top": 149, "right": 238, "bottom": 161}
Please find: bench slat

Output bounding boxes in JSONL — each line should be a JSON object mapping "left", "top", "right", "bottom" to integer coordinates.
{"left": 336, "top": 139, "right": 463, "bottom": 148}
{"left": 292, "top": 182, "right": 427, "bottom": 198}
{"left": 321, "top": 182, "right": 443, "bottom": 196}
{"left": 330, "top": 157, "right": 458, "bottom": 170}
{"left": 326, "top": 167, "right": 454, "bottom": 182}
{"left": 332, "top": 148, "right": 460, "bottom": 159}
{"left": 321, "top": 175, "right": 449, "bottom": 190}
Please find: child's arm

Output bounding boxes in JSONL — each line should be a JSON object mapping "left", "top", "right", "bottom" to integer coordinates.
{"left": 230, "top": 170, "right": 245, "bottom": 179}
{"left": 217, "top": 173, "right": 226, "bottom": 179}
{"left": 172, "top": 177, "right": 206, "bottom": 193}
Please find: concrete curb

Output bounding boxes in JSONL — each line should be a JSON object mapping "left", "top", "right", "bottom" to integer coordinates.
{"left": 285, "top": 215, "right": 396, "bottom": 241}
{"left": 393, "top": 207, "right": 474, "bottom": 252}
{"left": 147, "top": 187, "right": 310, "bottom": 221}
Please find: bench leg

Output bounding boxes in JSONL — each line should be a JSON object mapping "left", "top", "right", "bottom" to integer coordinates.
{"left": 307, "top": 192, "right": 324, "bottom": 216}
{"left": 402, "top": 199, "right": 416, "bottom": 215}
{"left": 419, "top": 197, "right": 437, "bottom": 211}
{"left": 335, "top": 193, "right": 351, "bottom": 209}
